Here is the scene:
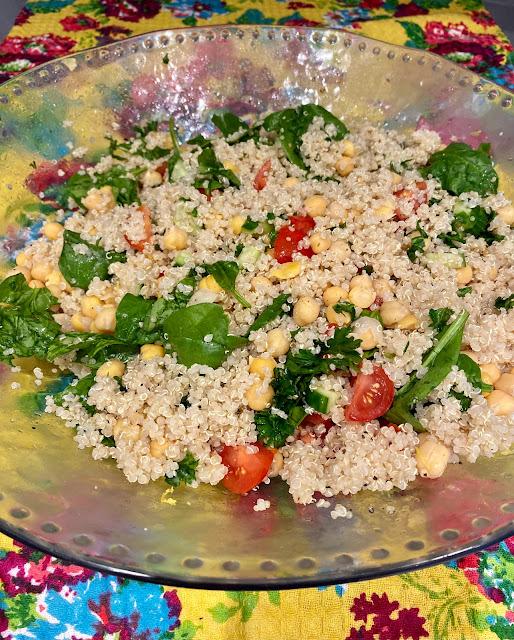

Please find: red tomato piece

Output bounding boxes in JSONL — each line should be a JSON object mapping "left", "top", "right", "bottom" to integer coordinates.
{"left": 345, "top": 366, "right": 395, "bottom": 422}
{"left": 274, "top": 215, "right": 316, "bottom": 264}
{"left": 124, "top": 205, "right": 153, "bottom": 251}
{"left": 221, "top": 443, "right": 274, "bottom": 495}
{"left": 253, "top": 159, "right": 271, "bottom": 191}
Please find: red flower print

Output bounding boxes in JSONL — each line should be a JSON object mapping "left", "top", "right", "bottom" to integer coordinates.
{"left": 164, "top": 589, "right": 182, "bottom": 627}
{"left": 0, "top": 34, "right": 76, "bottom": 71}
{"left": 361, "top": 0, "right": 383, "bottom": 8}
{"left": 287, "top": 1, "right": 315, "bottom": 7}
{"left": 348, "top": 593, "right": 428, "bottom": 640}
{"left": 471, "top": 10, "right": 496, "bottom": 27}
{"left": 424, "top": 21, "right": 501, "bottom": 47}
{"left": 98, "top": 0, "right": 161, "bottom": 22}
{"left": 60, "top": 14, "right": 100, "bottom": 31}
{"left": 0, "top": 543, "right": 94, "bottom": 597}
{"left": 89, "top": 592, "right": 154, "bottom": 640}
{"left": 394, "top": 2, "right": 428, "bottom": 17}
{"left": 14, "top": 7, "right": 32, "bottom": 26}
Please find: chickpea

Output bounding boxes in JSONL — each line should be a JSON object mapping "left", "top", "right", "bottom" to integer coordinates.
{"left": 31, "top": 262, "right": 52, "bottom": 282}
{"left": 95, "top": 306, "right": 116, "bottom": 333}
{"left": 309, "top": 233, "right": 331, "bottom": 254}
{"left": 350, "top": 274, "right": 373, "bottom": 290}
{"left": 456, "top": 265, "right": 473, "bottom": 285}
{"left": 266, "top": 328, "right": 290, "bottom": 357}
{"left": 142, "top": 169, "right": 163, "bottom": 188}
{"left": 199, "top": 275, "right": 223, "bottom": 292}
{"left": 245, "top": 382, "right": 274, "bottom": 411}
{"left": 83, "top": 186, "right": 115, "bottom": 212}
{"left": 348, "top": 286, "right": 376, "bottom": 309}
{"left": 326, "top": 201, "right": 348, "bottom": 221}
{"left": 351, "top": 316, "right": 383, "bottom": 350}
{"left": 230, "top": 215, "right": 245, "bottom": 234}
{"left": 150, "top": 439, "right": 168, "bottom": 459}
{"left": 496, "top": 204, "right": 514, "bottom": 226}
{"left": 330, "top": 239, "right": 350, "bottom": 260}
{"left": 380, "top": 300, "right": 409, "bottom": 327}
{"left": 112, "top": 419, "right": 140, "bottom": 442}
{"left": 487, "top": 389, "right": 514, "bottom": 416}
{"left": 373, "top": 201, "right": 396, "bottom": 220}
{"left": 81, "top": 295, "right": 102, "bottom": 319}
{"left": 163, "top": 227, "right": 188, "bottom": 251}
{"left": 395, "top": 313, "right": 419, "bottom": 331}
{"left": 323, "top": 286, "right": 348, "bottom": 306}
{"left": 325, "top": 306, "right": 352, "bottom": 327}
{"left": 304, "top": 195, "right": 328, "bottom": 218}
{"left": 251, "top": 275, "right": 272, "bottom": 290}
{"left": 416, "top": 435, "right": 450, "bottom": 479}
{"left": 480, "top": 363, "right": 501, "bottom": 386}
{"left": 283, "top": 177, "right": 299, "bottom": 189}
{"left": 373, "top": 278, "right": 393, "bottom": 297}
{"left": 335, "top": 157, "right": 355, "bottom": 177}
{"left": 71, "top": 313, "right": 91, "bottom": 332}
{"left": 495, "top": 373, "right": 514, "bottom": 397}
{"left": 96, "top": 359, "right": 125, "bottom": 378}
{"left": 249, "top": 357, "right": 277, "bottom": 379}
{"left": 293, "top": 296, "right": 320, "bottom": 326}
{"left": 15, "top": 252, "right": 29, "bottom": 267}
{"left": 268, "top": 451, "right": 284, "bottom": 477}
{"left": 140, "top": 344, "right": 165, "bottom": 360}
{"left": 42, "top": 221, "right": 63, "bottom": 240}
{"left": 341, "top": 140, "right": 356, "bottom": 157}
{"left": 390, "top": 171, "right": 402, "bottom": 185}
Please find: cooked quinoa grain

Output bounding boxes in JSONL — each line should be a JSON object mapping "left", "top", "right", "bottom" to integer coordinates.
{"left": 3, "top": 105, "right": 511, "bottom": 505}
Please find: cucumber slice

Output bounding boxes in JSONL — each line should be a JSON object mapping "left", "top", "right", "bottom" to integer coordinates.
{"left": 237, "top": 246, "right": 262, "bottom": 267}
{"left": 307, "top": 387, "right": 338, "bottom": 414}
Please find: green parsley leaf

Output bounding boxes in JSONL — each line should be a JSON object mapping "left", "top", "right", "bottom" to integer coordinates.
{"left": 165, "top": 451, "right": 198, "bottom": 487}
{"left": 457, "top": 286, "right": 472, "bottom": 297}
{"left": 495, "top": 294, "right": 514, "bottom": 310}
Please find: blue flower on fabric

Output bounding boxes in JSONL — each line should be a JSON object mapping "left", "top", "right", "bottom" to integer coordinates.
{"left": 163, "top": 0, "right": 229, "bottom": 20}
{"left": 318, "top": 583, "right": 348, "bottom": 597}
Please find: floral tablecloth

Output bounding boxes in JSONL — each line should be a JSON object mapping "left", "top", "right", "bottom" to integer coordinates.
{"left": 0, "top": 1, "right": 513, "bottom": 639}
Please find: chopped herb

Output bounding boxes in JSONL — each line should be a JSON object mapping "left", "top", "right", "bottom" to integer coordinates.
{"left": 164, "top": 451, "right": 198, "bottom": 487}
{"left": 162, "top": 53, "right": 169, "bottom": 65}
{"left": 59, "top": 165, "right": 139, "bottom": 207}
{"left": 439, "top": 201, "right": 502, "bottom": 247}
{"left": 241, "top": 217, "right": 259, "bottom": 232}
{"left": 211, "top": 111, "right": 255, "bottom": 144}
{"left": 359, "top": 309, "right": 383, "bottom": 325}
{"left": 191, "top": 141, "right": 240, "bottom": 195}
{"left": 333, "top": 301, "right": 356, "bottom": 320}
{"left": 495, "top": 294, "right": 514, "bottom": 310}
{"left": 450, "top": 390, "right": 472, "bottom": 410}
{"left": 101, "top": 436, "right": 116, "bottom": 447}
{"left": 407, "top": 222, "right": 428, "bottom": 262}
{"left": 59, "top": 230, "right": 127, "bottom": 290}
{"left": 428, "top": 307, "right": 453, "bottom": 332}
{"left": 168, "top": 117, "right": 185, "bottom": 182}
{"left": 457, "top": 286, "right": 472, "bottom": 297}
{"left": 234, "top": 243, "right": 244, "bottom": 257}
{"left": 362, "top": 265, "right": 373, "bottom": 275}
{"left": 457, "top": 353, "right": 493, "bottom": 393}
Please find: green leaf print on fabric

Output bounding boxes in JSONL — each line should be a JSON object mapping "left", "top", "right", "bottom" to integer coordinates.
{"left": 479, "top": 544, "right": 514, "bottom": 608}
{"left": 398, "top": 22, "right": 428, "bottom": 49}
{"left": 4, "top": 593, "right": 39, "bottom": 630}
{"left": 171, "top": 620, "right": 199, "bottom": 640}
{"left": 209, "top": 591, "right": 280, "bottom": 624}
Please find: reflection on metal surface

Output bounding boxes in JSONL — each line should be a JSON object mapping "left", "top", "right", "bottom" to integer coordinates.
{"left": 0, "top": 26, "right": 512, "bottom": 588}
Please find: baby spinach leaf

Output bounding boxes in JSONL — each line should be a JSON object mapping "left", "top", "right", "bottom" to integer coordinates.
{"left": 241, "top": 217, "right": 259, "bottom": 232}
{"left": 193, "top": 145, "right": 240, "bottom": 195}
{"left": 54, "top": 372, "right": 96, "bottom": 415}
{"left": 47, "top": 332, "right": 136, "bottom": 364}
{"left": 204, "top": 260, "right": 250, "bottom": 308}
{"left": 59, "top": 165, "right": 139, "bottom": 207}
{"left": 450, "top": 390, "right": 472, "bottom": 411}
{"left": 429, "top": 307, "right": 453, "bottom": 332}
{"left": 359, "top": 309, "right": 383, "bottom": 324}
{"left": 164, "top": 303, "right": 247, "bottom": 368}
{"left": 407, "top": 222, "right": 428, "bottom": 262}
{"left": 457, "top": 353, "right": 493, "bottom": 393}
{"left": 0, "top": 274, "right": 60, "bottom": 363}
{"left": 420, "top": 142, "right": 498, "bottom": 196}
{"left": 246, "top": 293, "right": 291, "bottom": 335}
{"left": 211, "top": 111, "right": 253, "bottom": 144}
{"left": 168, "top": 117, "right": 186, "bottom": 182}
{"left": 59, "top": 230, "right": 127, "bottom": 290}
{"left": 262, "top": 104, "right": 348, "bottom": 170}
{"left": 385, "top": 310, "right": 469, "bottom": 431}
{"left": 495, "top": 294, "right": 514, "bottom": 310}
{"left": 164, "top": 451, "right": 198, "bottom": 487}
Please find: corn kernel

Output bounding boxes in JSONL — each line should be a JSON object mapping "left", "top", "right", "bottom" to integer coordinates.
{"left": 269, "top": 262, "right": 302, "bottom": 280}
{"left": 140, "top": 344, "right": 165, "bottom": 360}
{"left": 230, "top": 215, "right": 246, "bottom": 234}
{"left": 199, "top": 275, "right": 223, "bottom": 292}
{"left": 249, "top": 357, "right": 277, "bottom": 379}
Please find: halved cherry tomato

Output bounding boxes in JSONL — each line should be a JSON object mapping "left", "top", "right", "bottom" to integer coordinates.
{"left": 253, "top": 159, "right": 271, "bottom": 191}
{"left": 274, "top": 215, "right": 315, "bottom": 264}
{"left": 124, "top": 205, "right": 153, "bottom": 251}
{"left": 345, "top": 366, "right": 395, "bottom": 422}
{"left": 156, "top": 162, "right": 167, "bottom": 177}
{"left": 221, "top": 443, "right": 274, "bottom": 495}
{"left": 394, "top": 181, "right": 428, "bottom": 220}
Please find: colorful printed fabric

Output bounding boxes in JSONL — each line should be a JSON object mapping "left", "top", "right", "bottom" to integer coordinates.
{"left": 1, "top": 1, "right": 514, "bottom": 638}
{"left": 0, "top": 0, "right": 512, "bottom": 89}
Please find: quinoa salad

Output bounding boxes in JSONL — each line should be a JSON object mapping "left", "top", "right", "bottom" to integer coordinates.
{"left": 2, "top": 104, "right": 513, "bottom": 505}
